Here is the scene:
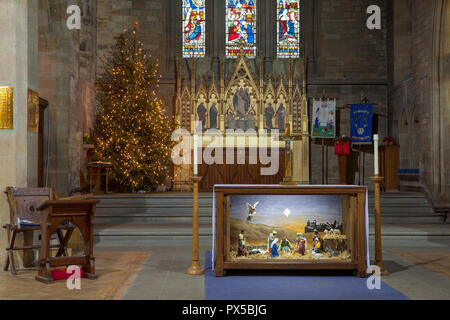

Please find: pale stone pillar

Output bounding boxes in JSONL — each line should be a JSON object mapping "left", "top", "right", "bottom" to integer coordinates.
{"left": 292, "top": 138, "right": 310, "bottom": 184}
{"left": 0, "top": 0, "right": 39, "bottom": 268}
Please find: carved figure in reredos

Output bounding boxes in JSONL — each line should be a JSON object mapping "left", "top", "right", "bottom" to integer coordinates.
{"left": 276, "top": 103, "right": 286, "bottom": 132}
{"left": 209, "top": 103, "right": 218, "bottom": 129}
{"left": 233, "top": 88, "right": 250, "bottom": 117}
{"left": 265, "top": 103, "right": 275, "bottom": 129}
{"left": 197, "top": 102, "right": 207, "bottom": 130}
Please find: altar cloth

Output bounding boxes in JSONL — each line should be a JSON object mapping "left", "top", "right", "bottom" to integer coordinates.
{"left": 211, "top": 184, "right": 371, "bottom": 271}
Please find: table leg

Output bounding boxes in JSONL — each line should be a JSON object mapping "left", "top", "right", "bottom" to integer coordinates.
{"left": 89, "top": 168, "right": 93, "bottom": 193}
{"left": 105, "top": 169, "right": 109, "bottom": 194}
{"left": 36, "top": 221, "right": 54, "bottom": 283}
{"left": 56, "top": 228, "right": 74, "bottom": 257}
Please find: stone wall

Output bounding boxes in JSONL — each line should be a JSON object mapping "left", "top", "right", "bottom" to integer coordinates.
{"left": 38, "top": 0, "right": 97, "bottom": 195}
{"left": 306, "top": 0, "right": 388, "bottom": 185}
{"left": 0, "top": 0, "right": 39, "bottom": 269}
{"left": 96, "top": 0, "right": 176, "bottom": 116}
{"left": 36, "top": 0, "right": 392, "bottom": 192}
{"left": 390, "top": 0, "right": 449, "bottom": 207}
{"left": 95, "top": 0, "right": 389, "bottom": 187}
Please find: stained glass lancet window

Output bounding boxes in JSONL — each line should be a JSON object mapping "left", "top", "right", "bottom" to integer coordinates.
{"left": 182, "top": 0, "right": 206, "bottom": 58}
{"left": 277, "top": 0, "right": 300, "bottom": 58}
{"left": 225, "top": 0, "right": 257, "bottom": 58}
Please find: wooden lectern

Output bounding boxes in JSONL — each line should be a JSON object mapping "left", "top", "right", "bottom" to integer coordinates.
{"left": 35, "top": 200, "right": 99, "bottom": 284}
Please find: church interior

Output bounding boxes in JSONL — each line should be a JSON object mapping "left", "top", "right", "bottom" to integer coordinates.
{"left": 0, "top": 0, "right": 449, "bottom": 301}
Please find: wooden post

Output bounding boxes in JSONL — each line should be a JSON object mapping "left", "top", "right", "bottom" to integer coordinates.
{"left": 321, "top": 138, "right": 325, "bottom": 184}
{"left": 362, "top": 151, "right": 365, "bottom": 185}
{"left": 325, "top": 141, "right": 328, "bottom": 184}
{"left": 187, "top": 176, "right": 204, "bottom": 275}
{"left": 371, "top": 175, "right": 389, "bottom": 275}
{"left": 358, "top": 145, "right": 362, "bottom": 185}
{"left": 281, "top": 124, "right": 297, "bottom": 185}
{"left": 338, "top": 154, "right": 348, "bottom": 184}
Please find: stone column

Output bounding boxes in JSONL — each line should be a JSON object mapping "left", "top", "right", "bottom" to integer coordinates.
{"left": 0, "top": 0, "right": 39, "bottom": 268}
{"left": 292, "top": 138, "right": 310, "bottom": 184}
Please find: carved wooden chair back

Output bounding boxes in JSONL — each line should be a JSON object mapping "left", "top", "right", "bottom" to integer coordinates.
{"left": 5, "top": 187, "right": 58, "bottom": 226}
{"left": 3, "top": 187, "right": 64, "bottom": 275}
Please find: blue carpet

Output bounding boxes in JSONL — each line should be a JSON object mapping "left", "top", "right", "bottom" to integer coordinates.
{"left": 204, "top": 252, "right": 409, "bottom": 300}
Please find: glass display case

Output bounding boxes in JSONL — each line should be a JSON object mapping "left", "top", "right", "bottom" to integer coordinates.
{"left": 213, "top": 185, "right": 368, "bottom": 277}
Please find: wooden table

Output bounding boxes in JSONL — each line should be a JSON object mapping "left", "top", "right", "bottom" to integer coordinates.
{"left": 213, "top": 185, "right": 368, "bottom": 277}
{"left": 35, "top": 200, "right": 99, "bottom": 284}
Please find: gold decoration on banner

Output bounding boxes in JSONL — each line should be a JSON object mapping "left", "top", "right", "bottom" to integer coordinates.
{"left": 0, "top": 86, "right": 14, "bottom": 129}
{"left": 27, "top": 89, "right": 39, "bottom": 132}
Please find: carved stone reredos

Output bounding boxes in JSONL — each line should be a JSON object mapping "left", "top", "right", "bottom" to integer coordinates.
{"left": 224, "top": 55, "right": 259, "bottom": 101}
{"left": 176, "top": 55, "right": 309, "bottom": 135}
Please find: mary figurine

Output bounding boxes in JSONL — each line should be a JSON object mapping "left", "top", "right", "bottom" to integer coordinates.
{"left": 270, "top": 238, "right": 280, "bottom": 258}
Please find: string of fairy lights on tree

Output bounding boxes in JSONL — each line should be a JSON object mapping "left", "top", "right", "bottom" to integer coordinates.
{"left": 95, "top": 24, "right": 175, "bottom": 192}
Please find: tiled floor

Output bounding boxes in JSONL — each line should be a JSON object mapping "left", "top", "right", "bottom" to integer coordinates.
{"left": 1, "top": 230, "right": 450, "bottom": 300}
{"left": 0, "top": 251, "right": 150, "bottom": 300}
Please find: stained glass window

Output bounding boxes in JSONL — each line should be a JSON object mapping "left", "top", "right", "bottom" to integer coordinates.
{"left": 277, "top": 0, "right": 300, "bottom": 58}
{"left": 225, "top": 0, "right": 257, "bottom": 58}
{"left": 182, "top": 0, "right": 206, "bottom": 58}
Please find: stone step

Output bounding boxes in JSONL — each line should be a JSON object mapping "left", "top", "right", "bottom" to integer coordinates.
{"left": 95, "top": 206, "right": 213, "bottom": 216}
{"left": 92, "top": 191, "right": 442, "bottom": 226}
{"left": 95, "top": 211, "right": 442, "bottom": 225}
{"left": 95, "top": 214, "right": 446, "bottom": 225}
{"left": 95, "top": 201, "right": 432, "bottom": 210}
{"left": 94, "top": 223, "right": 213, "bottom": 243}
{"left": 95, "top": 216, "right": 213, "bottom": 224}
{"left": 93, "top": 223, "right": 450, "bottom": 244}
{"left": 368, "top": 214, "right": 446, "bottom": 224}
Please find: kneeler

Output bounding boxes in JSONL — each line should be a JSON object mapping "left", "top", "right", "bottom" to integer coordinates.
{"left": 3, "top": 187, "right": 74, "bottom": 275}
{"left": 35, "top": 200, "right": 99, "bottom": 284}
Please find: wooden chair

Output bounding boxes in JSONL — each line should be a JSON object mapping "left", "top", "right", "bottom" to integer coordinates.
{"left": 3, "top": 187, "right": 74, "bottom": 275}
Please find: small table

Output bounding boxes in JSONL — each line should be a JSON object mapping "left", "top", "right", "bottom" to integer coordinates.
{"left": 35, "top": 200, "right": 99, "bottom": 284}
{"left": 87, "top": 162, "right": 112, "bottom": 194}
{"left": 35, "top": 200, "right": 99, "bottom": 283}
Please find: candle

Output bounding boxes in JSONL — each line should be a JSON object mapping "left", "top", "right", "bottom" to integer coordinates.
{"left": 193, "top": 134, "right": 198, "bottom": 175}
{"left": 374, "top": 134, "right": 379, "bottom": 175}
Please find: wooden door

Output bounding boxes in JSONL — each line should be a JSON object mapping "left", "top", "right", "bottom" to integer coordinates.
{"left": 38, "top": 98, "right": 48, "bottom": 187}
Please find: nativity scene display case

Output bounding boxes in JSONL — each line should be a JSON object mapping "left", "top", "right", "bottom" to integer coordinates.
{"left": 214, "top": 186, "right": 367, "bottom": 277}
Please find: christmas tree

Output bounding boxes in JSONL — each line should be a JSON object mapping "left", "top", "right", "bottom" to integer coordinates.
{"left": 95, "top": 26, "right": 174, "bottom": 192}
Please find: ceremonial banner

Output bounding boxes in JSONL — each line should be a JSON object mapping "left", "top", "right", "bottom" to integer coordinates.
{"left": 350, "top": 104, "right": 373, "bottom": 144}
{"left": 311, "top": 98, "right": 336, "bottom": 138}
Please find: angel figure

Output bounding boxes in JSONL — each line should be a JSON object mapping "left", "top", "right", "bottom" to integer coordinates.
{"left": 246, "top": 201, "right": 259, "bottom": 221}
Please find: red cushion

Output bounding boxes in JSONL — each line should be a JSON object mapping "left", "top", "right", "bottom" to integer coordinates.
{"left": 51, "top": 267, "right": 85, "bottom": 280}
{"left": 334, "top": 141, "right": 351, "bottom": 155}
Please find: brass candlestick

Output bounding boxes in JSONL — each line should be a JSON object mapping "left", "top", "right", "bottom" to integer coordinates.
{"left": 186, "top": 175, "right": 204, "bottom": 275}
{"left": 371, "top": 175, "right": 388, "bottom": 275}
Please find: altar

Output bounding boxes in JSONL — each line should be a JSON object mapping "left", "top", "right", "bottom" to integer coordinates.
{"left": 173, "top": 55, "right": 310, "bottom": 191}
{"left": 212, "top": 185, "right": 369, "bottom": 277}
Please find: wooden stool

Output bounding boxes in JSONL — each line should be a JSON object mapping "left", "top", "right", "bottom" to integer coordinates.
{"left": 35, "top": 200, "right": 99, "bottom": 284}
{"left": 87, "top": 162, "right": 112, "bottom": 194}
